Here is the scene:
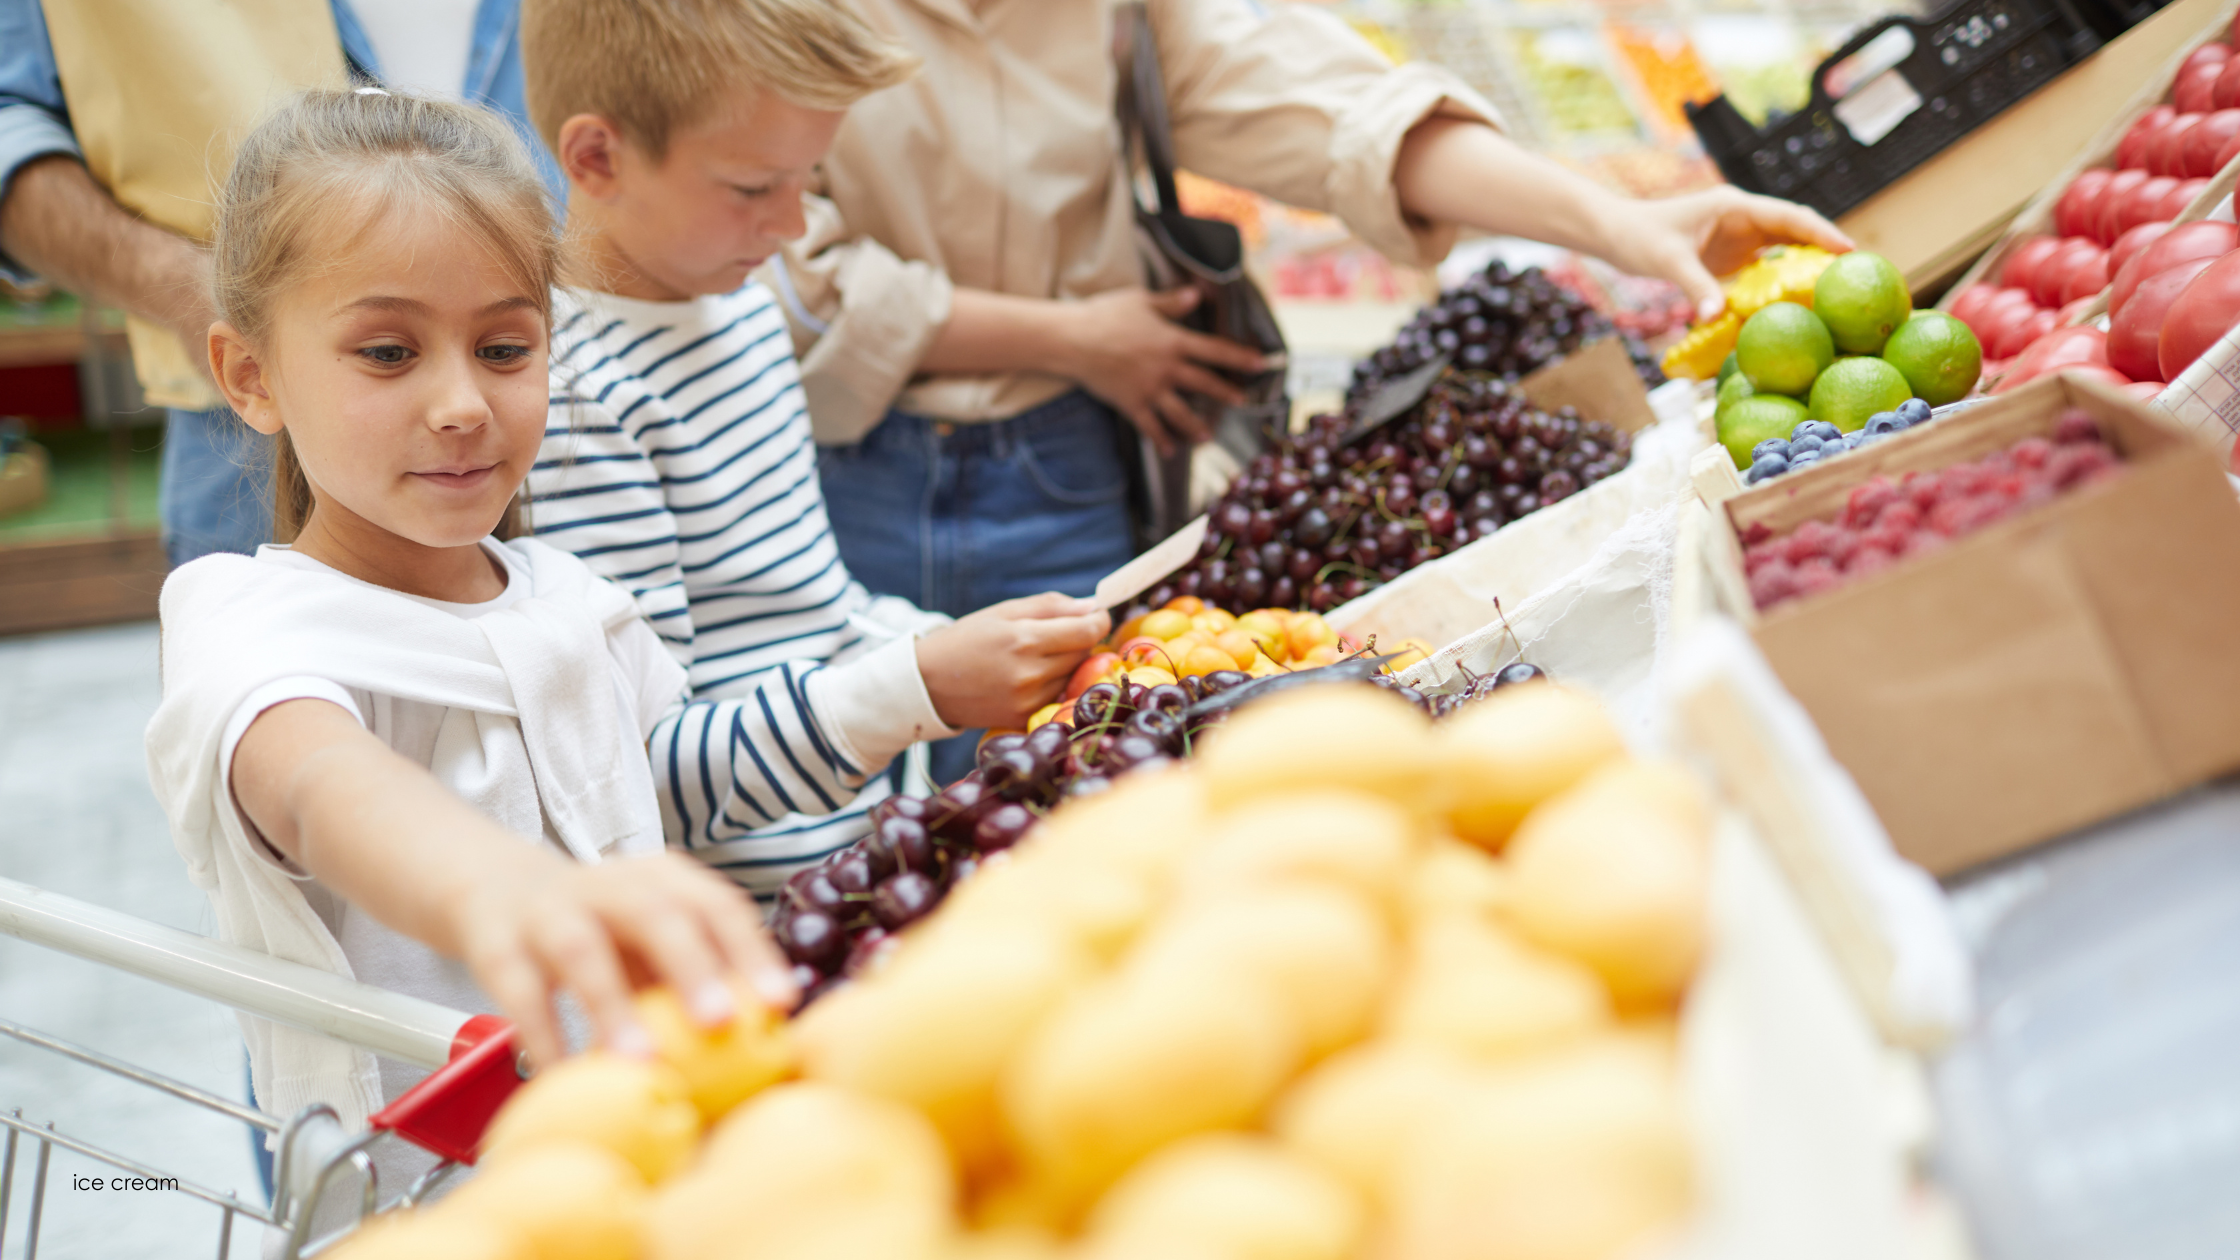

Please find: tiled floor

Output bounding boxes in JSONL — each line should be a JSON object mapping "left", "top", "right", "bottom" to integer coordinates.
{"left": 0, "top": 622, "right": 263, "bottom": 1259}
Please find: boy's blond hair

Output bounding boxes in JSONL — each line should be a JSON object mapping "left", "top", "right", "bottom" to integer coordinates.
{"left": 521, "top": 0, "right": 916, "bottom": 159}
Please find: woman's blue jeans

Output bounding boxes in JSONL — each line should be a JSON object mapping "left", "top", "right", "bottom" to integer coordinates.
{"left": 818, "top": 390, "right": 1136, "bottom": 782}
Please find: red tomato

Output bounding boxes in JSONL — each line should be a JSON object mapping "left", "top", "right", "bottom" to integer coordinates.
{"left": 2163, "top": 177, "right": 2212, "bottom": 220}
{"left": 2151, "top": 118, "right": 2203, "bottom": 178}
{"left": 1948, "top": 283, "right": 1999, "bottom": 332}
{"left": 2058, "top": 249, "right": 2112, "bottom": 306}
{"left": 2000, "top": 236, "right": 2064, "bottom": 294}
{"left": 1998, "top": 308, "right": 2060, "bottom": 360}
{"left": 2057, "top": 295, "right": 2101, "bottom": 326}
{"left": 1994, "top": 326, "right": 2111, "bottom": 392}
{"left": 2110, "top": 221, "right": 2240, "bottom": 315}
{"left": 2095, "top": 169, "right": 2153, "bottom": 242}
{"left": 2185, "top": 43, "right": 2233, "bottom": 75}
{"left": 2118, "top": 107, "right": 2176, "bottom": 170}
{"left": 1981, "top": 298, "right": 2043, "bottom": 361}
{"left": 2109, "top": 255, "right": 2217, "bottom": 381}
{"left": 2032, "top": 237, "right": 2100, "bottom": 307}
{"left": 2119, "top": 176, "right": 2180, "bottom": 235}
{"left": 2159, "top": 248, "right": 2240, "bottom": 379}
{"left": 2055, "top": 169, "right": 2113, "bottom": 238}
{"left": 2109, "top": 220, "right": 2175, "bottom": 276}
{"left": 2184, "top": 111, "right": 2240, "bottom": 177}
{"left": 2179, "top": 61, "right": 2225, "bottom": 113}
{"left": 2223, "top": 128, "right": 2240, "bottom": 173}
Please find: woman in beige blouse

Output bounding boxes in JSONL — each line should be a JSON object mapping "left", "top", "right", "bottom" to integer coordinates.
{"left": 776, "top": 0, "right": 1845, "bottom": 650}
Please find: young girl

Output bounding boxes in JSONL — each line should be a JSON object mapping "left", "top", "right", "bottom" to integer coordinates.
{"left": 143, "top": 89, "right": 787, "bottom": 1170}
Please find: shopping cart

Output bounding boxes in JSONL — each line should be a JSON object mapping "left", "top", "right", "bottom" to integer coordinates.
{"left": 0, "top": 876, "right": 524, "bottom": 1258}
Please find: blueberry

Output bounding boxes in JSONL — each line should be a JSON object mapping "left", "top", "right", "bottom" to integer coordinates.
{"left": 1802, "top": 420, "right": 1842, "bottom": 443}
{"left": 1789, "top": 450, "right": 1822, "bottom": 468}
{"left": 1751, "top": 438, "right": 1791, "bottom": 463}
{"left": 1747, "top": 453, "right": 1789, "bottom": 481}
{"left": 1789, "top": 433, "right": 1825, "bottom": 456}
{"left": 1864, "top": 412, "right": 1905, "bottom": 437}
{"left": 1897, "top": 398, "right": 1932, "bottom": 424}
{"left": 1790, "top": 420, "right": 1815, "bottom": 441}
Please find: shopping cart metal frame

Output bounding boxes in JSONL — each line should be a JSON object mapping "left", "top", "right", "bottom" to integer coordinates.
{"left": 0, "top": 876, "right": 522, "bottom": 1258}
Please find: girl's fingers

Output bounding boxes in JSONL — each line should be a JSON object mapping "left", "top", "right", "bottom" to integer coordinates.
{"left": 529, "top": 905, "right": 651, "bottom": 1059}
{"left": 680, "top": 873, "right": 795, "bottom": 1011}
{"left": 599, "top": 879, "right": 735, "bottom": 1030}
{"left": 475, "top": 938, "right": 567, "bottom": 1069}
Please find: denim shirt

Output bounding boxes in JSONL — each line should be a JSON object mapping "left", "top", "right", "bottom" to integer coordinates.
{"left": 0, "top": 0, "right": 560, "bottom": 282}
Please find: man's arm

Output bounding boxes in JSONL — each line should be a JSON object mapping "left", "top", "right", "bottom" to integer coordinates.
{"left": 0, "top": 153, "right": 215, "bottom": 376}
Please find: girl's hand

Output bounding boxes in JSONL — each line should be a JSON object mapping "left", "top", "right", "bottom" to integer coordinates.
{"left": 1601, "top": 186, "right": 1856, "bottom": 322}
{"left": 916, "top": 592, "right": 1111, "bottom": 730}
{"left": 447, "top": 849, "right": 795, "bottom": 1068}
{"left": 1056, "top": 288, "right": 1273, "bottom": 457}
{"left": 232, "top": 699, "right": 795, "bottom": 1069}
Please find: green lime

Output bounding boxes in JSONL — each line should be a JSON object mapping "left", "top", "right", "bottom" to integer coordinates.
{"left": 1716, "top": 351, "right": 1740, "bottom": 388}
{"left": 1714, "top": 370, "right": 1755, "bottom": 418}
{"left": 1882, "top": 311, "right": 1983, "bottom": 406}
{"left": 1813, "top": 252, "right": 1913, "bottom": 355}
{"left": 1807, "top": 357, "right": 1913, "bottom": 432}
{"left": 1718, "top": 395, "right": 1810, "bottom": 469}
{"left": 1736, "top": 302, "right": 1835, "bottom": 398}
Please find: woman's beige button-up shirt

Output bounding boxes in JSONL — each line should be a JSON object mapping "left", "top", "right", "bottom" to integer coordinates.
{"left": 760, "top": 0, "right": 1502, "bottom": 444}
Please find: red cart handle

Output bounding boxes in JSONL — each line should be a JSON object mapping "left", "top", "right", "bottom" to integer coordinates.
{"left": 368, "top": 1015, "right": 522, "bottom": 1166}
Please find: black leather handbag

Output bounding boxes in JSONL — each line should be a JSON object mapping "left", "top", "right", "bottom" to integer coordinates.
{"left": 1111, "top": 1, "right": 1290, "bottom": 546}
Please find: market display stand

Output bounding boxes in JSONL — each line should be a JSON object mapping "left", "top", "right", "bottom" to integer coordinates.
{"left": 0, "top": 304, "right": 167, "bottom": 637}
{"left": 1842, "top": 0, "right": 2226, "bottom": 294}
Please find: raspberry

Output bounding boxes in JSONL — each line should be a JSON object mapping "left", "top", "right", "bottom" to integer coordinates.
{"left": 2011, "top": 437, "right": 2053, "bottom": 470}
{"left": 2048, "top": 443, "right": 2116, "bottom": 489}
{"left": 1749, "top": 559, "right": 1800, "bottom": 608}
{"left": 1743, "top": 540, "right": 1785, "bottom": 576}
{"left": 1904, "top": 529, "right": 1949, "bottom": 559}
{"left": 1863, "top": 523, "right": 1911, "bottom": 555}
{"left": 1846, "top": 545, "right": 1897, "bottom": 576}
{"left": 1907, "top": 473, "right": 1944, "bottom": 512}
{"left": 1741, "top": 520, "right": 1775, "bottom": 547}
{"left": 1843, "top": 477, "right": 1899, "bottom": 530}
{"left": 1824, "top": 526, "right": 1862, "bottom": 567}
{"left": 1794, "top": 557, "right": 1841, "bottom": 596}
{"left": 2053, "top": 411, "right": 2102, "bottom": 445}
{"left": 1785, "top": 519, "right": 1834, "bottom": 564}
{"left": 1878, "top": 501, "right": 1922, "bottom": 533}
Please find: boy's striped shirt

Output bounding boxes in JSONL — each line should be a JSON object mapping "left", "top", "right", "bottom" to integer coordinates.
{"left": 529, "top": 283, "right": 950, "bottom": 895}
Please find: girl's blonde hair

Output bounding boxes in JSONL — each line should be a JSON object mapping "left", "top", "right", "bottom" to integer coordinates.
{"left": 212, "top": 89, "right": 561, "bottom": 543}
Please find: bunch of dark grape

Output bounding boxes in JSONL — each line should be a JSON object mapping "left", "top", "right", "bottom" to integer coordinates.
{"left": 773, "top": 669, "right": 1261, "bottom": 1002}
{"left": 1377, "top": 659, "right": 1548, "bottom": 717}
{"left": 1131, "top": 375, "right": 1632, "bottom": 619}
{"left": 1348, "top": 262, "right": 1665, "bottom": 398}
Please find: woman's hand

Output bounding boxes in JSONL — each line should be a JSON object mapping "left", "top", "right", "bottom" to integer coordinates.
{"left": 1592, "top": 186, "right": 1855, "bottom": 322}
{"left": 232, "top": 698, "right": 795, "bottom": 1069}
{"left": 1053, "top": 288, "right": 1273, "bottom": 457}
{"left": 916, "top": 592, "right": 1110, "bottom": 730}
{"left": 447, "top": 849, "right": 793, "bottom": 1068}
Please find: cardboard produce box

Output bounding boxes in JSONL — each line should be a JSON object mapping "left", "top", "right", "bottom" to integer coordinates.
{"left": 1701, "top": 374, "right": 2240, "bottom": 873}
{"left": 1842, "top": 0, "right": 2229, "bottom": 295}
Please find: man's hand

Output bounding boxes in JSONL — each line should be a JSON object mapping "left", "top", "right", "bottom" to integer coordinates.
{"left": 1052, "top": 287, "right": 1272, "bottom": 457}
{"left": 915, "top": 592, "right": 1110, "bottom": 731}
{"left": 0, "top": 154, "right": 218, "bottom": 383}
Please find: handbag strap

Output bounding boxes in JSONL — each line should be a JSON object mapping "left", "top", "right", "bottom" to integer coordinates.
{"left": 1111, "top": 2, "right": 1182, "bottom": 222}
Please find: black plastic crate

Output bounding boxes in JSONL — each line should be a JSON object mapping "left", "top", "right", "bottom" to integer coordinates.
{"left": 1688, "top": 0, "right": 2103, "bottom": 220}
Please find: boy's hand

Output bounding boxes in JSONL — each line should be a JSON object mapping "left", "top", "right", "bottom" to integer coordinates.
{"left": 1605, "top": 187, "right": 1855, "bottom": 323}
{"left": 452, "top": 849, "right": 797, "bottom": 1068}
{"left": 1056, "top": 288, "right": 1272, "bottom": 458}
{"left": 916, "top": 592, "right": 1110, "bottom": 731}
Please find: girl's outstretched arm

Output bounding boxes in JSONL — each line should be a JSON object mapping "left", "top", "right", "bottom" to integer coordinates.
{"left": 1393, "top": 117, "right": 1857, "bottom": 322}
{"left": 229, "top": 698, "right": 795, "bottom": 1066}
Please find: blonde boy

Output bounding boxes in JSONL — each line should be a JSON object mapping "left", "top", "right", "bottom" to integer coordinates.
{"left": 521, "top": 0, "right": 1107, "bottom": 895}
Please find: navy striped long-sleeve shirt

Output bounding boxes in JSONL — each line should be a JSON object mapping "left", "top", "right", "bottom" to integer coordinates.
{"left": 529, "top": 284, "right": 954, "bottom": 895}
